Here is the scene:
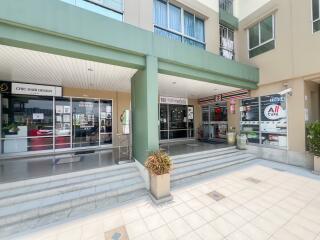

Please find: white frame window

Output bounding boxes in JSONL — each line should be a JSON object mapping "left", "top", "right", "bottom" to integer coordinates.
{"left": 219, "top": 25, "right": 235, "bottom": 60}
{"left": 248, "top": 15, "right": 275, "bottom": 58}
{"left": 312, "top": 0, "right": 320, "bottom": 33}
{"left": 153, "top": 0, "right": 206, "bottom": 49}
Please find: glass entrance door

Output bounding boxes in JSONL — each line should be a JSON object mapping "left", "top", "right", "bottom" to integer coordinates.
{"left": 72, "top": 99, "right": 99, "bottom": 148}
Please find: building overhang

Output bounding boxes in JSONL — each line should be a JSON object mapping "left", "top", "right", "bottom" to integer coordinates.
{"left": 0, "top": 0, "right": 259, "bottom": 90}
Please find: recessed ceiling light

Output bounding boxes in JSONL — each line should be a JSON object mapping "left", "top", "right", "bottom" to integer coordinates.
{"left": 172, "top": 82, "right": 177, "bottom": 84}
{"left": 88, "top": 68, "right": 94, "bottom": 72}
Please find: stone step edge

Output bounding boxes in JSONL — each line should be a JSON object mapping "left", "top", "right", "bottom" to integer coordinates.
{"left": 170, "top": 146, "right": 236, "bottom": 160}
{"left": 173, "top": 150, "right": 244, "bottom": 166}
{"left": 172, "top": 154, "right": 255, "bottom": 174}
{"left": 0, "top": 180, "right": 146, "bottom": 224}
{"left": 171, "top": 156, "right": 256, "bottom": 181}
{"left": 0, "top": 163, "right": 136, "bottom": 191}
{"left": 0, "top": 167, "right": 139, "bottom": 200}
{"left": 0, "top": 171, "right": 141, "bottom": 206}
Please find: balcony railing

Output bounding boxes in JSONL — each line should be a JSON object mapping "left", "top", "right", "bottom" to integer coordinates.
{"left": 219, "top": 0, "right": 233, "bottom": 15}
{"left": 154, "top": 26, "right": 206, "bottom": 50}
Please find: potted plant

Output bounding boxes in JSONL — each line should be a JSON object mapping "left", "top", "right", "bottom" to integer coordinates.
{"left": 145, "top": 150, "right": 172, "bottom": 203}
{"left": 227, "top": 126, "right": 236, "bottom": 145}
{"left": 2, "top": 123, "right": 20, "bottom": 135}
{"left": 307, "top": 121, "right": 320, "bottom": 174}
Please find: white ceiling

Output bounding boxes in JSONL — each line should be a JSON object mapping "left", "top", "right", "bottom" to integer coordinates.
{"left": 0, "top": 44, "right": 136, "bottom": 92}
{"left": 0, "top": 44, "right": 240, "bottom": 98}
{"left": 158, "top": 74, "right": 240, "bottom": 98}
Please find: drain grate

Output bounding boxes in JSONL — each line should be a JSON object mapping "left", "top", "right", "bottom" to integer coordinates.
{"left": 207, "top": 191, "right": 225, "bottom": 201}
{"left": 245, "top": 177, "right": 261, "bottom": 184}
{"left": 105, "top": 226, "right": 129, "bottom": 240}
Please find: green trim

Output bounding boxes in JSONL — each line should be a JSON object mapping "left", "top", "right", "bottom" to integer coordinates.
{"left": 131, "top": 56, "right": 159, "bottom": 164}
{"left": 219, "top": 9, "right": 239, "bottom": 30}
{"left": 0, "top": 0, "right": 258, "bottom": 89}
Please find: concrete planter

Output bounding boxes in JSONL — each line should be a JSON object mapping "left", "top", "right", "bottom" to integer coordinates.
{"left": 314, "top": 156, "right": 320, "bottom": 174}
{"left": 149, "top": 173, "right": 172, "bottom": 204}
{"left": 237, "top": 134, "right": 247, "bottom": 150}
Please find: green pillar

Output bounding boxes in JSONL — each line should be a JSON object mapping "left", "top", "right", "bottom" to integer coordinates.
{"left": 131, "top": 55, "right": 159, "bottom": 164}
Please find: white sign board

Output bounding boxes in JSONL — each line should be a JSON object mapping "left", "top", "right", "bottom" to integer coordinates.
{"left": 33, "top": 113, "right": 44, "bottom": 120}
{"left": 159, "top": 96, "right": 188, "bottom": 105}
{"left": 12, "top": 83, "right": 62, "bottom": 97}
{"left": 264, "top": 104, "right": 286, "bottom": 120}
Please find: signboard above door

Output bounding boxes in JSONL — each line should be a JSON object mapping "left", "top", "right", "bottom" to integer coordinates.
{"left": 159, "top": 96, "right": 188, "bottom": 105}
{"left": 11, "top": 83, "right": 62, "bottom": 97}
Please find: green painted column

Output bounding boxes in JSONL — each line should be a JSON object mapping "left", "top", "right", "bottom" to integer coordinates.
{"left": 131, "top": 55, "right": 159, "bottom": 164}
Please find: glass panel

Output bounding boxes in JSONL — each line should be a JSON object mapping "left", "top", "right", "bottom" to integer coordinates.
{"left": 220, "top": 25, "right": 234, "bottom": 59}
{"left": 183, "top": 37, "right": 205, "bottom": 49}
{"left": 1, "top": 95, "right": 53, "bottom": 153}
{"left": 55, "top": 97, "right": 71, "bottom": 149}
{"left": 72, "top": 99, "right": 99, "bottom": 148}
{"left": 313, "top": 0, "right": 319, "bottom": 21}
{"left": 195, "top": 17, "right": 205, "bottom": 42}
{"left": 249, "top": 24, "right": 259, "bottom": 49}
{"left": 76, "top": 0, "right": 123, "bottom": 21}
{"left": 219, "top": 0, "right": 233, "bottom": 14}
{"left": 100, "top": 100, "right": 112, "bottom": 145}
{"left": 154, "top": 0, "right": 167, "bottom": 28}
{"left": 260, "top": 16, "right": 273, "bottom": 43}
{"left": 202, "top": 106, "right": 209, "bottom": 123}
{"left": 160, "top": 104, "right": 168, "bottom": 130}
{"left": 314, "top": 19, "right": 320, "bottom": 32}
{"left": 160, "top": 131, "right": 168, "bottom": 140}
{"left": 154, "top": 27, "right": 183, "bottom": 42}
{"left": 260, "top": 94, "right": 287, "bottom": 148}
{"left": 169, "top": 130, "right": 187, "bottom": 139}
{"left": 249, "top": 40, "right": 275, "bottom": 58}
{"left": 169, "top": 4, "right": 181, "bottom": 32}
{"left": 169, "top": 105, "right": 187, "bottom": 130}
{"left": 184, "top": 11, "right": 195, "bottom": 38}
{"left": 240, "top": 98, "right": 260, "bottom": 144}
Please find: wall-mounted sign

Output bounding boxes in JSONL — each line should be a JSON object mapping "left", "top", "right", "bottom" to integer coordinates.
{"left": 160, "top": 96, "right": 188, "bottom": 105}
{"left": 12, "top": 83, "right": 62, "bottom": 97}
{"left": 33, "top": 113, "right": 44, "bottom": 120}
{"left": 188, "top": 107, "right": 194, "bottom": 120}
{"left": 264, "top": 104, "right": 285, "bottom": 120}
{"left": 0, "top": 81, "right": 11, "bottom": 94}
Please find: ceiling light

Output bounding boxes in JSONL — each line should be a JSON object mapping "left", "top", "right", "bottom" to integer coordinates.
{"left": 172, "top": 82, "right": 176, "bottom": 84}
{"left": 88, "top": 68, "right": 94, "bottom": 72}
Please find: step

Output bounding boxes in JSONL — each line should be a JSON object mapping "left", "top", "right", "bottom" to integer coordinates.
{"left": 173, "top": 153, "right": 254, "bottom": 175}
{"left": 171, "top": 155, "right": 256, "bottom": 182}
{"left": 173, "top": 150, "right": 245, "bottom": 168}
{"left": 0, "top": 165, "right": 147, "bottom": 238}
{"left": 0, "top": 167, "right": 138, "bottom": 202}
{"left": 171, "top": 146, "right": 237, "bottom": 161}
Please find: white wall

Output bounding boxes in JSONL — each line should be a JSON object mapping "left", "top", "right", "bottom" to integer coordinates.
{"left": 234, "top": 0, "right": 271, "bottom": 20}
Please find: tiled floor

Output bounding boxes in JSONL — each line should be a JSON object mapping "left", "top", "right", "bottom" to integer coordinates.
{"left": 12, "top": 160, "right": 320, "bottom": 240}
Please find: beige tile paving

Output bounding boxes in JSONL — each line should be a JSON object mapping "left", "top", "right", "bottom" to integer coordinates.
{"left": 17, "top": 165, "right": 320, "bottom": 240}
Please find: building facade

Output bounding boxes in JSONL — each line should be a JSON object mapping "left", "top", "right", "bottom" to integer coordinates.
{"left": 0, "top": 0, "right": 318, "bottom": 169}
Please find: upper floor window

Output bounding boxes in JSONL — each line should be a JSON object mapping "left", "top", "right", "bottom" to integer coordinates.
{"left": 248, "top": 15, "right": 275, "bottom": 58}
{"left": 313, "top": 0, "right": 320, "bottom": 32}
{"left": 61, "top": 0, "right": 123, "bottom": 21}
{"left": 220, "top": 25, "right": 234, "bottom": 60}
{"left": 153, "top": 0, "right": 206, "bottom": 49}
{"left": 219, "top": 0, "right": 233, "bottom": 15}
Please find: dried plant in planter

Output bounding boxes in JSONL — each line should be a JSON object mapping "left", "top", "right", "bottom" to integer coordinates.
{"left": 145, "top": 151, "right": 172, "bottom": 175}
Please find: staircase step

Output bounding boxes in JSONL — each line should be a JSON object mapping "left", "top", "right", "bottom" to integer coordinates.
{"left": 172, "top": 155, "right": 256, "bottom": 182}
{"left": 173, "top": 150, "right": 245, "bottom": 168}
{"left": 171, "top": 146, "right": 236, "bottom": 160}
{"left": 0, "top": 164, "right": 147, "bottom": 239}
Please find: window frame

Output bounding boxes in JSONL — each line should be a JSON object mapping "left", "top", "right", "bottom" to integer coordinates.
{"left": 153, "top": 0, "right": 206, "bottom": 48}
{"left": 219, "top": 24, "right": 235, "bottom": 60}
{"left": 247, "top": 14, "right": 275, "bottom": 58}
{"left": 312, "top": 0, "right": 320, "bottom": 33}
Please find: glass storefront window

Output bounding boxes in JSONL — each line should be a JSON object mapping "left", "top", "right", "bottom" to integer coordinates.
{"left": 240, "top": 94, "right": 288, "bottom": 148}
{"left": 1, "top": 95, "right": 53, "bottom": 153}
{"left": 100, "top": 100, "right": 112, "bottom": 145}
{"left": 55, "top": 97, "right": 71, "bottom": 149}
{"left": 72, "top": 99, "right": 99, "bottom": 148}
{"left": 159, "top": 104, "right": 194, "bottom": 141}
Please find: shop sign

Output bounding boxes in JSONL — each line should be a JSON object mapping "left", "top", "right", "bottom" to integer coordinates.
{"left": 0, "top": 81, "right": 11, "bottom": 94}
{"left": 188, "top": 107, "right": 194, "bottom": 120}
{"left": 264, "top": 104, "right": 285, "bottom": 120}
{"left": 12, "top": 83, "right": 62, "bottom": 97}
{"left": 160, "top": 96, "right": 188, "bottom": 105}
